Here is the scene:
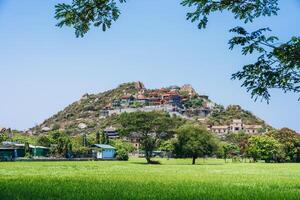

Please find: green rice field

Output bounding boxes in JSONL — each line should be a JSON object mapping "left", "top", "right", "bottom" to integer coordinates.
{"left": 0, "top": 158, "right": 300, "bottom": 200}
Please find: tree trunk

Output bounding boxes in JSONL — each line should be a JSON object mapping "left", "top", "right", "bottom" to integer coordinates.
{"left": 192, "top": 156, "right": 196, "bottom": 165}
{"left": 145, "top": 151, "right": 152, "bottom": 164}
{"left": 146, "top": 156, "right": 151, "bottom": 164}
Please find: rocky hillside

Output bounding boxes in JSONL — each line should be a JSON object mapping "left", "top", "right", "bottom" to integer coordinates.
{"left": 30, "top": 82, "right": 139, "bottom": 135}
{"left": 29, "top": 82, "right": 267, "bottom": 135}
{"left": 207, "top": 105, "right": 265, "bottom": 126}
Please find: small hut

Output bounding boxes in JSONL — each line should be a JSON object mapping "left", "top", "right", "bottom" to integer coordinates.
{"left": 0, "top": 146, "right": 16, "bottom": 161}
{"left": 91, "top": 144, "right": 116, "bottom": 160}
{"left": 31, "top": 146, "right": 50, "bottom": 157}
{"left": 0, "top": 142, "right": 49, "bottom": 160}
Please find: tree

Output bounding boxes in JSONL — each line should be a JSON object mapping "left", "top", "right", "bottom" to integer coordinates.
{"left": 174, "top": 123, "right": 217, "bottom": 165}
{"left": 246, "top": 135, "right": 283, "bottom": 162}
{"left": 100, "top": 131, "right": 109, "bottom": 144}
{"left": 0, "top": 132, "right": 9, "bottom": 143}
{"left": 48, "top": 131, "right": 72, "bottom": 158}
{"left": 225, "top": 131, "right": 250, "bottom": 159}
{"left": 159, "top": 139, "right": 176, "bottom": 159}
{"left": 82, "top": 134, "right": 88, "bottom": 147}
{"left": 36, "top": 135, "right": 52, "bottom": 147}
{"left": 57, "top": 136, "right": 72, "bottom": 158}
{"left": 96, "top": 131, "right": 100, "bottom": 144}
{"left": 24, "top": 142, "right": 31, "bottom": 158}
{"left": 229, "top": 28, "right": 300, "bottom": 101}
{"left": 118, "top": 111, "right": 177, "bottom": 164}
{"left": 110, "top": 139, "right": 134, "bottom": 161}
{"left": 54, "top": 0, "right": 299, "bottom": 101}
{"left": 267, "top": 128, "right": 300, "bottom": 162}
{"left": 55, "top": 0, "right": 125, "bottom": 37}
{"left": 70, "top": 135, "right": 90, "bottom": 158}
{"left": 218, "top": 142, "right": 240, "bottom": 163}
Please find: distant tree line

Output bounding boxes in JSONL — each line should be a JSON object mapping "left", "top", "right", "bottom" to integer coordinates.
{"left": 2, "top": 111, "right": 299, "bottom": 164}
{"left": 117, "top": 111, "right": 300, "bottom": 164}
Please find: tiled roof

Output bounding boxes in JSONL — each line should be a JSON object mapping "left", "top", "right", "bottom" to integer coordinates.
{"left": 232, "top": 119, "right": 242, "bottom": 123}
{"left": 92, "top": 144, "right": 116, "bottom": 149}
{"left": 137, "top": 94, "right": 148, "bottom": 100}
{"left": 211, "top": 125, "right": 229, "bottom": 129}
{"left": 122, "top": 95, "right": 133, "bottom": 99}
{"left": 104, "top": 126, "right": 117, "bottom": 132}
{"left": 244, "top": 125, "right": 263, "bottom": 129}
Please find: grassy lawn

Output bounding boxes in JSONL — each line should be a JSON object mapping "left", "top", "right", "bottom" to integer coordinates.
{"left": 0, "top": 158, "right": 300, "bottom": 200}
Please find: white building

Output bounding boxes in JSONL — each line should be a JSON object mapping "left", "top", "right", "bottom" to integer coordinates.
{"left": 209, "top": 119, "right": 263, "bottom": 137}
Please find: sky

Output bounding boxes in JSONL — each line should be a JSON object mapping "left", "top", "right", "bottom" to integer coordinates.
{"left": 0, "top": 0, "right": 299, "bottom": 132}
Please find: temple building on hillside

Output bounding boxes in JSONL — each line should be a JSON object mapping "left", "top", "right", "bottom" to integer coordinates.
{"left": 104, "top": 126, "right": 119, "bottom": 139}
{"left": 180, "top": 84, "right": 197, "bottom": 96}
{"left": 123, "top": 132, "right": 141, "bottom": 150}
{"left": 209, "top": 119, "right": 263, "bottom": 137}
{"left": 120, "top": 94, "right": 135, "bottom": 107}
{"left": 136, "top": 94, "right": 149, "bottom": 104}
{"left": 103, "top": 127, "right": 142, "bottom": 150}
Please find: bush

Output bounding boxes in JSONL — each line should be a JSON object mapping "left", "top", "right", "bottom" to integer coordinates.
{"left": 111, "top": 140, "right": 134, "bottom": 161}
{"left": 116, "top": 148, "right": 129, "bottom": 161}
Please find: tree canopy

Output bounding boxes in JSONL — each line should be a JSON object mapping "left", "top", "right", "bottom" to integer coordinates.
{"left": 247, "top": 135, "right": 283, "bottom": 162}
{"left": 174, "top": 123, "right": 217, "bottom": 164}
{"left": 117, "top": 111, "right": 182, "bottom": 163}
{"left": 267, "top": 128, "right": 300, "bottom": 162}
{"left": 54, "top": 0, "right": 299, "bottom": 102}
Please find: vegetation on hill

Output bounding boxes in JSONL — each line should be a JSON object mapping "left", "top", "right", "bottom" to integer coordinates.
{"left": 29, "top": 82, "right": 268, "bottom": 137}
{"left": 5, "top": 82, "right": 296, "bottom": 164}
{"left": 207, "top": 105, "right": 265, "bottom": 126}
{"left": 31, "top": 82, "right": 138, "bottom": 135}
{"left": 2, "top": 109, "right": 299, "bottom": 164}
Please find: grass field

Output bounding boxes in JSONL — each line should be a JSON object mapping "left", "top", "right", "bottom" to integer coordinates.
{"left": 1, "top": 158, "right": 300, "bottom": 200}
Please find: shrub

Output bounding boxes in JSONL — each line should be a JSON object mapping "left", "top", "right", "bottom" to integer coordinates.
{"left": 111, "top": 140, "right": 133, "bottom": 161}
{"left": 116, "top": 148, "right": 129, "bottom": 161}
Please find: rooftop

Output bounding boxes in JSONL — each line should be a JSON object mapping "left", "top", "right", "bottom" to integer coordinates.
{"left": 104, "top": 126, "right": 117, "bottom": 132}
{"left": 92, "top": 144, "right": 116, "bottom": 149}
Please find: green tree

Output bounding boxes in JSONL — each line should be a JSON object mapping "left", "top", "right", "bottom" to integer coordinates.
{"left": 24, "top": 142, "right": 31, "bottom": 158}
{"left": 247, "top": 135, "right": 283, "bottom": 162}
{"left": 70, "top": 135, "right": 90, "bottom": 158}
{"left": 110, "top": 139, "right": 134, "bottom": 161}
{"left": 0, "top": 132, "right": 9, "bottom": 143}
{"left": 36, "top": 135, "right": 52, "bottom": 147}
{"left": 229, "top": 28, "right": 300, "bottom": 101}
{"left": 48, "top": 131, "right": 72, "bottom": 158}
{"left": 54, "top": 0, "right": 299, "bottom": 101}
{"left": 225, "top": 131, "right": 250, "bottom": 159}
{"left": 218, "top": 142, "right": 240, "bottom": 163}
{"left": 159, "top": 139, "right": 176, "bottom": 159}
{"left": 267, "top": 128, "right": 300, "bottom": 162}
{"left": 118, "top": 111, "right": 177, "bottom": 164}
{"left": 82, "top": 134, "right": 88, "bottom": 147}
{"left": 96, "top": 131, "right": 100, "bottom": 144}
{"left": 100, "top": 131, "right": 109, "bottom": 144}
{"left": 175, "top": 123, "right": 217, "bottom": 165}
{"left": 183, "top": 96, "right": 204, "bottom": 109}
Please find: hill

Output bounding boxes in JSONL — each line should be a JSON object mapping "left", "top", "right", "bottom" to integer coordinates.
{"left": 30, "top": 82, "right": 138, "bottom": 135}
{"left": 207, "top": 105, "right": 265, "bottom": 126}
{"left": 29, "top": 82, "right": 267, "bottom": 135}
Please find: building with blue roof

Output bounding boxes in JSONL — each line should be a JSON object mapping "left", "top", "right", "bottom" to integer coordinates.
{"left": 91, "top": 144, "right": 116, "bottom": 160}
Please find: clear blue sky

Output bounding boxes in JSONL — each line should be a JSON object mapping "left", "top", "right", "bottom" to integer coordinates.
{"left": 0, "top": 0, "right": 299, "bottom": 132}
